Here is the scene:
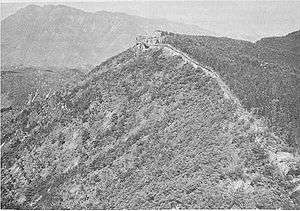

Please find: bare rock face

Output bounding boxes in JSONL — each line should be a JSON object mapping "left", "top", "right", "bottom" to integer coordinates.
{"left": 1, "top": 39, "right": 299, "bottom": 209}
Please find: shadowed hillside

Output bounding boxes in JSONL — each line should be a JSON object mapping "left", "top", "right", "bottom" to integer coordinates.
{"left": 1, "top": 38, "right": 299, "bottom": 209}
{"left": 256, "top": 31, "right": 300, "bottom": 58}
{"left": 160, "top": 31, "right": 299, "bottom": 150}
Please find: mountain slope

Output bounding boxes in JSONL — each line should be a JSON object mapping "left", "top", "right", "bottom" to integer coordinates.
{"left": 1, "top": 39, "right": 299, "bottom": 209}
{"left": 1, "top": 66, "right": 84, "bottom": 111}
{"left": 160, "top": 30, "right": 300, "bottom": 149}
{"left": 0, "top": 65, "right": 84, "bottom": 140}
{"left": 256, "top": 30, "right": 300, "bottom": 57}
{"left": 1, "top": 4, "right": 213, "bottom": 69}
{"left": 256, "top": 31, "right": 300, "bottom": 69}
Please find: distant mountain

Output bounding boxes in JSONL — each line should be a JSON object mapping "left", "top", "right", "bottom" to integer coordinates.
{"left": 1, "top": 4, "right": 213, "bottom": 69}
{"left": 256, "top": 31, "right": 300, "bottom": 68}
{"left": 160, "top": 30, "right": 299, "bottom": 149}
{"left": 1, "top": 33, "right": 299, "bottom": 209}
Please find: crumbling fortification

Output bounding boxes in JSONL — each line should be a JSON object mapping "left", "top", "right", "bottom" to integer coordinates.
{"left": 135, "top": 30, "right": 164, "bottom": 50}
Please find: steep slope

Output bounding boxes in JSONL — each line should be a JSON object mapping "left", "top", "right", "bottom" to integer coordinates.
{"left": 1, "top": 4, "right": 212, "bottom": 69}
{"left": 0, "top": 65, "right": 84, "bottom": 141}
{"left": 1, "top": 40, "right": 299, "bottom": 209}
{"left": 160, "top": 31, "right": 300, "bottom": 149}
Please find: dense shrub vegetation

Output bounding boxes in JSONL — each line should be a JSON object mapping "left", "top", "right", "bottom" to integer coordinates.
{"left": 1, "top": 43, "right": 298, "bottom": 209}
{"left": 162, "top": 31, "right": 299, "bottom": 150}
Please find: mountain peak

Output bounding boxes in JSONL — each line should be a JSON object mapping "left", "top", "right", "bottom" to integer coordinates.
{"left": 23, "top": 4, "right": 41, "bottom": 10}
{"left": 16, "top": 4, "right": 86, "bottom": 16}
{"left": 1, "top": 5, "right": 213, "bottom": 68}
{"left": 18, "top": 4, "right": 42, "bottom": 13}
{"left": 42, "top": 4, "right": 86, "bottom": 13}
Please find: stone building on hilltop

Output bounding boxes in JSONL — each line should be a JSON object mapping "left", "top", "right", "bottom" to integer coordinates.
{"left": 136, "top": 30, "right": 164, "bottom": 48}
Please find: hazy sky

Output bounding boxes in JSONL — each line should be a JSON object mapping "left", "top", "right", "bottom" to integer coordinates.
{"left": 1, "top": 1, "right": 300, "bottom": 41}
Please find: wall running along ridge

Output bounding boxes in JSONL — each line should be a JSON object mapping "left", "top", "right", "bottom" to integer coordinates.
{"left": 135, "top": 35, "right": 299, "bottom": 198}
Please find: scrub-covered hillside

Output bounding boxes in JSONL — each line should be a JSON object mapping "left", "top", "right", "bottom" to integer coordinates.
{"left": 1, "top": 40, "right": 299, "bottom": 209}
{"left": 161, "top": 31, "right": 299, "bottom": 149}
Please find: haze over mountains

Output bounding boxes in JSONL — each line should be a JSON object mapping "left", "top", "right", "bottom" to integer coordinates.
{"left": 1, "top": 4, "right": 212, "bottom": 69}
{"left": 1, "top": 3, "right": 299, "bottom": 210}
{"left": 2, "top": 1, "right": 299, "bottom": 41}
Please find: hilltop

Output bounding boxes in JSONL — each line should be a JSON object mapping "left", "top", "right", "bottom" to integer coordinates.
{"left": 1, "top": 33, "right": 299, "bottom": 209}
{"left": 1, "top": 4, "right": 212, "bottom": 69}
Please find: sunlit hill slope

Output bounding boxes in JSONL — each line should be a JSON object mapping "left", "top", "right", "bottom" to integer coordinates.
{"left": 1, "top": 34, "right": 299, "bottom": 209}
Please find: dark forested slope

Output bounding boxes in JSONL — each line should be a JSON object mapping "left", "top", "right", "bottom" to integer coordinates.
{"left": 256, "top": 30, "right": 300, "bottom": 58}
{"left": 161, "top": 31, "right": 299, "bottom": 149}
{"left": 1, "top": 41, "right": 299, "bottom": 209}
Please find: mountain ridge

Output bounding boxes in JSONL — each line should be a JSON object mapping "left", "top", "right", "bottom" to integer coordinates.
{"left": 1, "top": 4, "right": 214, "bottom": 69}
{"left": 159, "top": 30, "right": 299, "bottom": 149}
{"left": 1, "top": 33, "right": 299, "bottom": 209}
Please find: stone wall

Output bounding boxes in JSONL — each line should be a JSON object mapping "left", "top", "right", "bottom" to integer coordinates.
{"left": 136, "top": 30, "right": 164, "bottom": 47}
